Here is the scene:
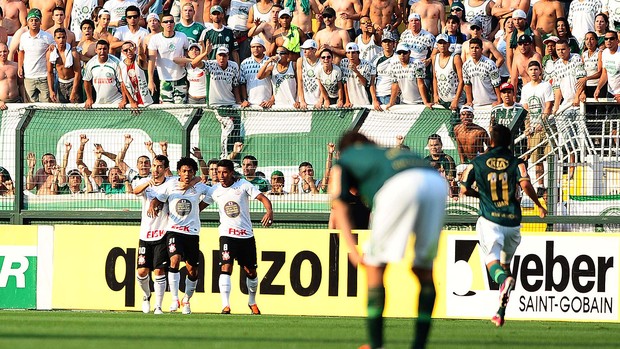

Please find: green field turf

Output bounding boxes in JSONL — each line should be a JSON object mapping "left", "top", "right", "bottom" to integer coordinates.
{"left": 1, "top": 311, "right": 619, "bottom": 349}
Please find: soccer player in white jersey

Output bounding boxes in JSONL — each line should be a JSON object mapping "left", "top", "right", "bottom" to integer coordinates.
{"left": 204, "top": 159, "right": 273, "bottom": 315}
{"left": 83, "top": 39, "right": 124, "bottom": 108}
{"left": 149, "top": 157, "right": 211, "bottom": 315}
{"left": 133, "top": 155, "right": 171, "bottom": 315}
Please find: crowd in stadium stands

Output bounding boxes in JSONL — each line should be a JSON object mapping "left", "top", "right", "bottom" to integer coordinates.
{"left": 3, "top": 0, "right": 620, "bottom": 197}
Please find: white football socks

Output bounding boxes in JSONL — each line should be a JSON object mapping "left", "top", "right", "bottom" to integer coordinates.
{"left": 185, "top": 277, "right": 197, "bottom": 300}
{"left": 219, "top": 274, "right": 231, "bottom": 308}
{"left": 169, "top": 271, "right": 180, "bottom": 300}
{"left": 247, "top": 276, "right": 258, "bottom": 305}
{"left": 137, "top": 274, "right": 150, "bottom": 299}
{"left": 154, "top": 274, "right": 166, "bottom": 308}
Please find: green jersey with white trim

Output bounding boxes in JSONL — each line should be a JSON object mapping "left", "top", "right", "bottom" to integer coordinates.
{"left": 337, "top": 144, "right": 430, "bottom": 208}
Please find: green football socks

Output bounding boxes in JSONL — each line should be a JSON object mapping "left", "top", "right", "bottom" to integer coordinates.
{"left": 367, "top": 286, "right": 385, "bottom": 349}
{"left": 412, "top": 282, "right": 436, "bottom": 349}
{"left": 489, "top": 263, "right": 508, "bottom": 285}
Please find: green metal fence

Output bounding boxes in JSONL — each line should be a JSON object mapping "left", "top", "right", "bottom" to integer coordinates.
{"left": 0, "top": 103, "right": 618, "bottom": 231}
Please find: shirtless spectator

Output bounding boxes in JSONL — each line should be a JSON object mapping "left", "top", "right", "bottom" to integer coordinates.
{"left": 454, "top": 105, "right": 490, "bottom": 163}
{"left": 272, "top": 8, "right": 306, "bottom": 59}
{"left": 29, "top": 0, "right": 63, "bottom": 30}
{"left": 510, "top": 34, "right": 542, "bottom": 92}
{"left": 506, "top": 10, "right": 543, "bottom": 69}
{"left": 47, "top": 7, "right": 76, "bottom": 47}
{"left": 492, "top": 0, "right": 530, "bottom": 22}
{"left": 410, "top": 0, "right": 445, "bottom": 36}
{"left": 0, "top": 43, "right": 24, "bottom": 109}
{"left": 19, "top": 9, "right": 54, "bottom": 103}
{"left": 287, "top": 0, "right": 321, "bottom": 38}
{"left": 0, "top": 0, "right": 27, "bottom": 36}
{"left": 362, "top": 0, "right": 402, "bottom": 35}
{"left": 0, "top": 166, "right": 14, "bottom": 196}
{"left": 531, "top": 0, "right": 564, "bottom": 36}
{"left": 142, "top": 13, "right": 161, "bottom": 60}
{"left": 76, "top": 134, "right": 108, "bottom": 190}
{"left": 249, "top": 4, "right": 280, "bottom": 53}
{"left": 322, "top": 0, "right": 363, "bottom": 40}
{"left": 314, "top": 7, "right": 349, "bottom": 64}
{"left": 47, "top": 28, "right": 81, "bottom": 103}
{"left": 461, "top": 23, "right": 505, "bottom": 66}
{"left": 26, "top": 152, "right": 67, "bottom": 195}
{"left": 94, "top": 10, "right": 118, "bottom": 47}
{"left": 77, "top": 19, "right": 97, "bottom": 63}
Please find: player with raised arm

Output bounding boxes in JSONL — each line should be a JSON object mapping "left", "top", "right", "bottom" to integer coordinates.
{"left": 149, "top": 157, "right": 210, "bottom": 315}
{"left": 133, "top": 154, "right": 171, "bottom": 315}
{"left": 204, "top": 159, "right": 273, "bottom": 315}
{"left": 460, "top": 124, "right": 547, "bottom": 327}
{"left": 330, "top": 131, "right": 447, "bottom": 349}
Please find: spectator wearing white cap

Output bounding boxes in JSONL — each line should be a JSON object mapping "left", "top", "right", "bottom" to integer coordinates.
{"left": 297, "top": 39, "right": 321, "bottom": 108}
{"left": 568, "top": 0, "right": 602, "bottom": 47}
{"left": 399, "top": 13, "right": 435, "bottom": 64}
{"left": 433, "top": 33, "right": 465, "bottom": 110}
{"left": 173, "top": 42, "right": 209, "bottom": 104}
{"left": 454, "top": 105, "right": 490, "bottom": 163}
{"left": 94, "top": 10, "right": 119, "bottom": 49}
{"left": 491, "top": 0, "right": 530, "bottom": 22}
{"left": 372, "top": 31, "right": 398, "bottom": 106}
{"left": 314, "top": 48, "right": 344, "bottom": 108}
{"left": 462, "top": 37, "right": 502, "bottom": 106}
{"left": 541, "top": 35, "right": 559, "bottom": 81}
{"left": 410, "top": 0, "right": 446, "bottom": 36}
{"left": 147, "top": 12, "right": 190, "bottom": 104}
{"left": 340, "top": 42, "right": 379, "bottom": 108}
{"left": 531, "top": 0, "right": 564, "bottom": 36}
{"left": 386, "top": 42, "right": 431, "bottom": 109}
{"left": 463, "top": 0, "right": 494, "bottom": 39}
{"left": 239, "top": 37, "right": 273, "bottom": 108}
{"left": 200, "top": 6, "right": 240, "bottom": 65}
{"left": 257, "top": 46, "right": 298, "bottom": 107}
{"left": 506, "top": 10, "right": 542, "bottom": 71}
{"left": 205, "top": 46, "right": 242, "bottom": 106}
{"left": 314, "top": 7, "right": 350, "bottom": 65}
{"left": 354, "top": 15, "right": 382, "bottom": 63}
{"left": 273, "top": 8, "right": 306, "bottom": 59}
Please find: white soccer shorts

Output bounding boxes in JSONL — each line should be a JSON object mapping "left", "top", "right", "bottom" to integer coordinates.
{"left": 363, "top": 168, "right": 447, "bottom": 269}
{"left": 476, "top": 216, "right": 521, "bottom": 265}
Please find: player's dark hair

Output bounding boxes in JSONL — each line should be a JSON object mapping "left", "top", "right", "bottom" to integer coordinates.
{"left": 53, "top": 6, "right": 65, "bottom": 14}
{"left": 427, "top": 134, "right": 443, "bottom": 145}
{"left": 338, "top": 130, "right": 375, "bottom": 152}
{"left": 491, "top": 125, "right": 512, "bottom": 148}
{"left": 177, "top": 157, "right": 198, "bottom": 172}
{"left": 154, "top": 155, "right": 169, "bottom": 168}
{"left": 217, "top": 159, "right": 235, "bottom": 171}
{"left": 469, "top": 38, "right": 482, "bottom": 48}
{"left": 125, "top": 5, "right": 140, "bottom": 16}
{"left": 207, "top": 158, "right": 219, "bottom": 167}
{"left": 298, "top": 161, "right": 313, "bottom": 169}
{"left": 53, "top": 28, "right": 66, "bottom": 36}
{"left": 243, "top": 155, "right": 258, "bottom": 166}
{"left": 96, "top": 39, "right": 110, "bottom": 48}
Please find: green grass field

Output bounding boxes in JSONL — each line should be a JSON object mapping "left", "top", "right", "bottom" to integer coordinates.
{"left": 1, "top": 311, "right": 619, "bottom": 349}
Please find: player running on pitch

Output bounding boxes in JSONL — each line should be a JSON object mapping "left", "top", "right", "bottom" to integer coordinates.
{"left": 204, "top": 159, "right": 273, "bottom": 315}
{"left": 330, "top": 131, "right": 447, "bottom": 349}
{"left": 461, "top": 124, "right": 547, "bottom": 327}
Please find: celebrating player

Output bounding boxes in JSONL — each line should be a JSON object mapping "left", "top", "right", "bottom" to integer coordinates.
{"left": 133, "top": 154, "right": 171, "bottom": 315}
{"left": 204, "top": 159, "right": 273, "bottom": 315}
{"left": 329, "top": 131, "right": 447, "bottom": 349}
{"left": 149, "top": 157, "right": 210, "bottom": 315}
{"left": 460, "top": 125, "right": 547, "bottom": 327}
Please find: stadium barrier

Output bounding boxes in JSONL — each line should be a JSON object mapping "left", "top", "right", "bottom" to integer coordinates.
{"left": 1, "top": 225, "right": 618, "bottom": 322}
{"left": 0, "top": 103, "right": 619, "bottom": 229}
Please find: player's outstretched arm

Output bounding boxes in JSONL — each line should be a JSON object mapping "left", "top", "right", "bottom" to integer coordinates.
{"left": 255, "top": 193, "right": 273, "bottom": 227}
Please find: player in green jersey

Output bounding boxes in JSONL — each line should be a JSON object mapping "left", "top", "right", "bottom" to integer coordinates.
{"left": 330, "top": 131, "right": 447, "bottom": 349}
{"left": 460, "top": 124, "right": 547, "bottom": 327}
